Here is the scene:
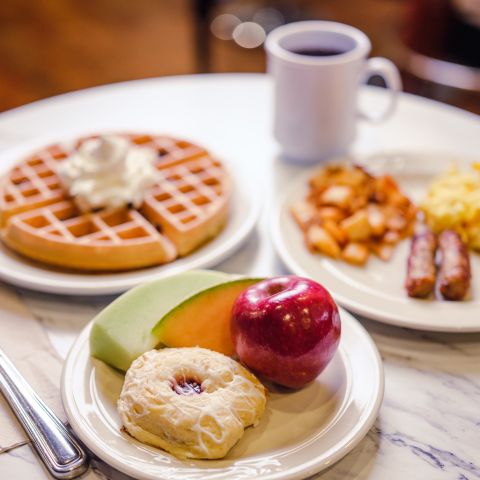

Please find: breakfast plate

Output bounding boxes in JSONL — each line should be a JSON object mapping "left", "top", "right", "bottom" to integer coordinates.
{"left": 272, "top": 152, "right": 480, "bottom": 332}
{"left": 0, "top": 133, "right": 260, "bottom": 295}
{"left": 61, "top": 308, "right": 383, "bottom": 480}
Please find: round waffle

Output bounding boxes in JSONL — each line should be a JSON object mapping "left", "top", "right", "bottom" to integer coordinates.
{"left": 0, "top": 134, "right": 231, "bottom": 271}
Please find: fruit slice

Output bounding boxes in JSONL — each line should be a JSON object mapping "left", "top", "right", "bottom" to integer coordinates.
{"left": 90, "top": 270, "right": 231, "bottom": 371}
{"left": 152, "top": 277, "right": 262, "bottom": 356}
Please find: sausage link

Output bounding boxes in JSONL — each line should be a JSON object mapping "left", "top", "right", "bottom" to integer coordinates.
{"left": 405, "top": 231, "right": 437, "bottom": 298}
{"left": 438, "top": 230, "right": 471, "bottom": 301}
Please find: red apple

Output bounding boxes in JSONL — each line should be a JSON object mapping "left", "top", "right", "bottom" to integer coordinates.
{"left": 231, "top": 276, "right": 341, "bottom": 388}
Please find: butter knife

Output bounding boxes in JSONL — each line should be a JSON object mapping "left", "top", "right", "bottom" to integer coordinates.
{"left": 0, "top": 349, "right": 89, "bottom": 479}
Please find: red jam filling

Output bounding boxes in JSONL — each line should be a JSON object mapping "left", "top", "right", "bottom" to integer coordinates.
{"left": 172, "top": 377, "right": 203, "bottom": 395}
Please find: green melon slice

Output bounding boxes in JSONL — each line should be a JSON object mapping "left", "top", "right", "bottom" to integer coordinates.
{"left": 152, "top": 277, "right": 262, "bottom": 356}
{"left": 89, "top": 270, "right": 231, "bottom": 371}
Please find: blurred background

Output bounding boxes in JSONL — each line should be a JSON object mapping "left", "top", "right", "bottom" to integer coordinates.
{"left": 0, "top": 0, "right": 479, "bottom": 113}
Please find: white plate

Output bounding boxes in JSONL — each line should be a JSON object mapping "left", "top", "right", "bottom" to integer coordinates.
{"left": 0, "top": 133, "right": 260, "bottom": 295}
{"left": 61, "top": 309, "right": 383, "bottom": 480}
{"left": 272, "top": 152, "right": 480, "bottom": 332}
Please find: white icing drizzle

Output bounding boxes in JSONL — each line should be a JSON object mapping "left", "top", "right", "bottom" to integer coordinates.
{"left": 117, "top": 347, "right": 267, "bottom": 459}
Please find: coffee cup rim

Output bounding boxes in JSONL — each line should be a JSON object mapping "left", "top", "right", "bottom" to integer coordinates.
{"left": 265, "top": 21, "right": 371, "bottom": 65}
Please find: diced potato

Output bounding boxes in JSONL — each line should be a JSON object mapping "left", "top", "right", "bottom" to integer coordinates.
{"left": 383, "top": 230, "right": 401, "bottom": 244}
{"left": 306, "top": 225, "right": 341, "bottom": 258}
{"left": 403, "top": 220, "right": 416, "bottom": 238}
{"left": 323, "top": 164, "right": 344, "bottom": 176}
{"left": 372, "top": 175, "right": 399, "bottom": 203}
{"left": 350, "top": 194, "right": 368, "bottom": 211}
{"left": 320, "top": 185, "right": 354, "bottom": 209}
{"left": 291, "top": 200, "right": 316, "bottom": 230}
{"left": 341, "top": 242, "right": 369, "bottom": 265}
{"left": 402, "top": 204, "right": 418, "bottom": 225}
{"left": 323, "top": 219, "right": 348, "bottom": 246}
{"left": 309, "top": 170, "right": 330, "bottom": 191}
{"left": 317, "top": 206, "right": 345, "bottom": 222}
{"left": 367, "top": 205, "right": 386, "bottom": 236}
{"left": 333, "top": 167, "right": 367, "bottom": 187}
{"left": 370, "top": 242, "right": 394, "bottom": 261}
{"left": 291, "top": 163, "right": 416, "bottom": 266}
{"left": 388, "top": 191, "right": 411, "bottom": 208}
{"left": 386, "top": 213, "right": 408, "bottom": 231}
{"left": 340, "top": 210, "right": 371, "bottom": 241}
{"left": 381, "top": 174, "right": 400, "bottom": 192}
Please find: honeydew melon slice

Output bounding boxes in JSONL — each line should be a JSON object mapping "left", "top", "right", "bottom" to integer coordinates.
{"left": 89, "top": 270, "right": 231, "bottom": 371}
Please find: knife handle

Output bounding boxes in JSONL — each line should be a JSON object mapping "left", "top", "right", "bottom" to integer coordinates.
{"left": 0, "top": 350, "right": 89, "bottom": 479}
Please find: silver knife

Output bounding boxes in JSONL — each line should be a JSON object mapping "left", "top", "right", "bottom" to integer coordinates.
{"left": 0, "top": 349, "right": 89, "bottom": 479}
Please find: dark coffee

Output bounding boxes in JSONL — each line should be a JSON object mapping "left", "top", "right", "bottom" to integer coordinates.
{"left": 291, "top": 48, "right": 346, "bottom": 57}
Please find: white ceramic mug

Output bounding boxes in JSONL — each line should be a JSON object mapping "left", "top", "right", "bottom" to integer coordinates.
{"left": 265, "top": 21, "right": 402, "bottom": 163}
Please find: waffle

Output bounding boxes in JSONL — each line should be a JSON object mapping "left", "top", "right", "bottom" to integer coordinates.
{"left": 0, "top": 134, "right": 231, "bottom": 271}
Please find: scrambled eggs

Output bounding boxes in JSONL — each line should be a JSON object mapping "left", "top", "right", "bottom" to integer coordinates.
{"left": 421, "top": 163, "right": 480, "bottom": 250}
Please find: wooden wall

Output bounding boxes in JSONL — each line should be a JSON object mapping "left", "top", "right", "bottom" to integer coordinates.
{"left": 0, "top": 0, "right": 478, "bottom": 113}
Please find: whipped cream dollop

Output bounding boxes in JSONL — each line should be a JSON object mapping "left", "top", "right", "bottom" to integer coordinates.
{"left": 58, "top": 135, "right": 157, "bottom": 211}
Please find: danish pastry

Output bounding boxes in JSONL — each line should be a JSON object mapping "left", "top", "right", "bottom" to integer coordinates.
{"left": 117, "top": 347, "right": 266, "bottom": 459}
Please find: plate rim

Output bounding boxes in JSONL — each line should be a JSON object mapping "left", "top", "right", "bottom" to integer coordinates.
{"left": 0, "top": 132, "right": 261, "bottom": 295}
{"left": 61, "top": 309, "right": 384, "bottom": 480}
{"left": 271, "top": 153, "right": 480, "bottom": 332}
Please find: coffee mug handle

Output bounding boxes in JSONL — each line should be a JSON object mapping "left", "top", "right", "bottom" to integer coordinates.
{"left": 358, "top": 57, "right": 402, "bottom": 123}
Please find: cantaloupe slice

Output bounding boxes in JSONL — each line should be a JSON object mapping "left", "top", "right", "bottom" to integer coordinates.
{"left": 153, "top": 277, "right": 261, "bottom": 356}
{"left": 90, "top": 270, "right": 231, "bottom": 371}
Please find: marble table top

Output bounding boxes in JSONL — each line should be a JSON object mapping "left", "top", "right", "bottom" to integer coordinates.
{"left": 0, "top": 74, "right": 479, "bottom": 479}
